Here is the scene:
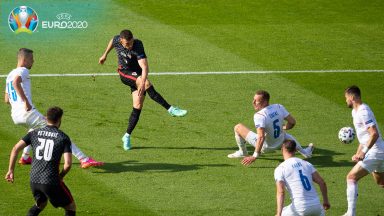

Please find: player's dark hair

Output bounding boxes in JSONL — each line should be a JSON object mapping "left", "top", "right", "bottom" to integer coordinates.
{"left": 46, "top": 106, "right": 63, "bottom": 124}
{"left": 17, "top": 48, "right": 33, "bottom": 58}
{"left": 256, "top": 90, "right": 270, "bottom": 102}
{"left": 345, "top": 85, "right": 361, "bottom": 99}
{"left": 282, "top": 139, "right": 297, "bottom": 153}
{"left": 120, "top": 29, "right": 133, "bottom": 40}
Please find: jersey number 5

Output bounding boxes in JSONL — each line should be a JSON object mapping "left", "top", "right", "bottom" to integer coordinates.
{"left": 36, "top": 138, "right": 55, "bottom": 161}
{"left": 7, "top": 81, "right": 17, "bottom": 102}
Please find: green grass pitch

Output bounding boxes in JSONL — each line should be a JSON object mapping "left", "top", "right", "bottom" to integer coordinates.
{"left": 1, "top": 0, "right": 384, "bottom": 215}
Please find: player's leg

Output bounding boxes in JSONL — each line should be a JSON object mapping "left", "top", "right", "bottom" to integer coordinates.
{"left": 20, "top": 109, "right": 47, "bottom": 164}
{"left": 371, "top": 160, "right": 384, "bottom": 187}
{"left": 27, "top": 202, "right": 47, "bottom": 216}
{"left": 28, "top": 183, "right": 48, "bottom": 216}
{"left": 138, "top": 77, "right": 187, "bottom": 117}
{"left": 285, "top": 133, "right": 314, "bottom": 158}
{"left": 228, "top": 123, "right": 256, "bottom": 158}
{"left": 47, "top": 182, "right": 76, "bottom": 215}
{"left": 63, "top": 202, "right": 76, "bottom": 216}
{"left": 344, "top": 162, "right": 370, "bottom": 216}
{"left": 122, "top": 89, "right": 145, "bottom": 150}
{"left": 69, "top": 142, "right": 104, "bottom": 169}
{"left": 281, "top": 203, "right": 297, "bottom": 216}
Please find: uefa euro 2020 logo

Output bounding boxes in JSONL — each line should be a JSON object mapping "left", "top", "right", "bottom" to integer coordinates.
{"left": 8, "top": 6, "right": 39, "bottom": 34}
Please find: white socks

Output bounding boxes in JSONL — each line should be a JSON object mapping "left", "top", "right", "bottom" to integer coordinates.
{"left": 71, "top": 142, "right": 88, "bottom": 162}
{"left": 346, "top": 179, "right": 357, "bottom": 216}
{"left": 235, "top": 132, "right": 247, "bottom": 155}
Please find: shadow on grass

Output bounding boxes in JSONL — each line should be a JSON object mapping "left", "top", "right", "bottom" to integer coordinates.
{"left": 92, "top": 160, "right": 233, "bottom": 173}
{"left": 242, "top": 147, "right": 355, "bottom": 168}
{"left": 132, "top": 146, "right": 235, "bottom": 151}
{"left": 305, "top": 147, "right": 355, "bottom": 168}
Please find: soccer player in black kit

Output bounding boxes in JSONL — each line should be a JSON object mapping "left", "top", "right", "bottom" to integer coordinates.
{"left": 99, "top": 29, "right": 187, "bottom": 150}
{"left": 5, "top": 107, "right": 76, "bottom": 216}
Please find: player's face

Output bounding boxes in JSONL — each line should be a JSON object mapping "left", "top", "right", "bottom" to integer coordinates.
{"left": 120, "top": 38, "right": 134, "bottom": 49}
{"left": 253, "top": 94, "right": 264, "bottom": 111}
{"left": 24, "top": 54, "right": 34, "bottom": 69}
{"left": 345, "top": 93, "right": 353, "bottom": 108}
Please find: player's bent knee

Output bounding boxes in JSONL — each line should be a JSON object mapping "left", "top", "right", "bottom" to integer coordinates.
{"left": 133, "top": 103, "right": 143, "bottom": 109}
{"left": 234, "top": 123, "right": 243, "bottom": 132}
{"left": 64, "top": 201, "right": 76, "bottom": 211}
{"left": 346, "top": 174, "right": 357, "bottom": 182}
{"left": 37, "top": 201, "right": 48, "bottom": 210}
{"left": 145, "top": 80, "right": 152, "bottom": 88}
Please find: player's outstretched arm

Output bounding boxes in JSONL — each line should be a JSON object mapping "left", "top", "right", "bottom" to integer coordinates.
{"left": 312, "top": 171, "right": 330, "bottom": 210}
{"left": 60, "top": 152, "right": 72, "bottom": 180}
{"left": 5, "top": 140, "right": 27, "bottom": 183}
{"left": 99, "top": 38, "right": 114, "bottom": 64}
{"left": 275, "top": 181, "right": 285, "bottom": 216}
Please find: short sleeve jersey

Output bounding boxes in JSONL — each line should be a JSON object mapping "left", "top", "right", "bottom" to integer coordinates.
{"left": 274, "top": 157, "right": 321, "bottom": 209}
{"left": 352, "top": 103, "right": 384, "bottom": 154}
{"left": 112, "top": 35, "right": 146, "bottom": 72}
{"left": 253, "top": 104, "right": 289, "bottom": 148}
{"left": 23, "top": 125, "right": 72, "bottom": 185}
{"left": 5, "top": 67, "right": 34, "bottom": 115}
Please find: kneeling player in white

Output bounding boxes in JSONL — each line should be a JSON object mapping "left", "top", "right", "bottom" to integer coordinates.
{"left": 227, "top": 90, "right": 314, "bottom": 166}
{"left": 343, "top": 86, "right": 384, "bottom": 216}
{"left": 4, "top": 48, "right": 103, "bottom": 168}
{"left": 274, "top": 140, "right": 330, "bottom": 216}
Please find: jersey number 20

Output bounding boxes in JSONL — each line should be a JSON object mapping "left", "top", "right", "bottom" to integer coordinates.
{"left": 36, "top": 138, "right": 55, "bottom": 161}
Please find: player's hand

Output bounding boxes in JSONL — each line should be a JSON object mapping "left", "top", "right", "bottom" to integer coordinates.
{"left": 356, "top": 151, "right": 366, "bottom": 161}
{"left": 99, "top": 55, "right": 107, "bottom": 64}
{"left": 323, "top": 201, "right": 330, "bottom": 210}
{"left": 25, "top": 101, "right": 32, "bottom": 111}
{"left": 5, "top": 171, "right": 14, "bottom": 183}
{"left": 351, "top": 154, "right": 360, "bottom": 162}
{"left": 241, "top": 156, "right": 256, "bottom": 166}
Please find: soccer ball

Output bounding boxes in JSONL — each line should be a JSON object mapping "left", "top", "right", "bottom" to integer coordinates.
{"left": 338, "top": 127, "right": 355, "bottom": 144}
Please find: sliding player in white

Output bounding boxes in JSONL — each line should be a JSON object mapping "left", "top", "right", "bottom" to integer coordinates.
{"left": 228, "top": 90, "right": 314, "bottom": 166}
{"left": 4, "top": 48, "right": 103, "bottom": 168}
{"left": 343, "top": 86, "right": 384, "bottom": 216}
{"left": 274, "top": 140, "right": 330, "bottom": 216}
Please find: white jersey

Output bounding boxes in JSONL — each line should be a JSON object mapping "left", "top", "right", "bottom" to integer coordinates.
{"left": 254, "top": 104, "right": 289, "bottom": 149}
{"left": 274, "top": 157, "right": 321, "bottom": 210}
{"left": 5, "top": 67, "right": 34, "bottom": 116}
{"left": 352, "top": 104, "right": 384, "bottom": 155}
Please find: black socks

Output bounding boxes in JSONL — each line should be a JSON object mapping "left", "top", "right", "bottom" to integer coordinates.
{"left": 126, "top": 108, "right": 142, "bottom": 134}
{"left": 146, "top": 86, "right": 171, "bottom": 110}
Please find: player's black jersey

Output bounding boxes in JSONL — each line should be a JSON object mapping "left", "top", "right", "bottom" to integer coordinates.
{"left": 22, "top": 125, "right": 72, "bottom": 185}
{"left": 112, "top": 35, "right": 147, "bottom": 73}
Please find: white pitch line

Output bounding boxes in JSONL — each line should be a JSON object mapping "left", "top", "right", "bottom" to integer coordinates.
{"left": 0, "top": 70, "right": 383, "bottom": 78}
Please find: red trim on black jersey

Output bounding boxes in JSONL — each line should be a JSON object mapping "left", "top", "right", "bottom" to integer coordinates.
{"left": 60, "top": 181, "right": 74, "bottom": 202}
{"left": 117, "top": 69, "right": 137, "bottom": 81}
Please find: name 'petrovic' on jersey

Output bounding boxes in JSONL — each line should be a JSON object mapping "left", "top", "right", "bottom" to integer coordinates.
{"left": 37, "top": 130, "right": 59, "bottom": 138}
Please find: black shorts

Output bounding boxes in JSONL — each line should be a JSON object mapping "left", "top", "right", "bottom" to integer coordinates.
{"left": 30, "top": 182, "right": 74, "bottom": 208}
{"left": 117, "top": 67, "right": 141, "bottom": 93}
